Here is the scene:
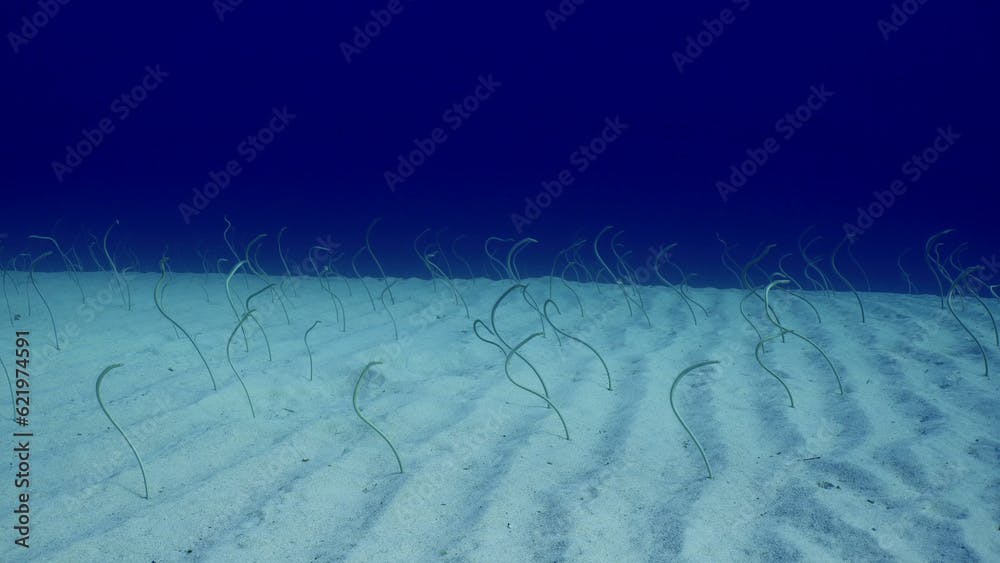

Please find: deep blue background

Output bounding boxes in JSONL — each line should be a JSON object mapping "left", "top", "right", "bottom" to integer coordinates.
{"left": 2, "top": 1, "right": 997, "bottom": 288}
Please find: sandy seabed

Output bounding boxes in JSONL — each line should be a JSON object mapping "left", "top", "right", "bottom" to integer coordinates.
{"left": 1, "top": 271, "right": 997, "bottom": 562}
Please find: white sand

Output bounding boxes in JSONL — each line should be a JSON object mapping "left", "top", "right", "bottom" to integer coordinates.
{"left": 1, "top": 271, "right": 997, "bottom": 562}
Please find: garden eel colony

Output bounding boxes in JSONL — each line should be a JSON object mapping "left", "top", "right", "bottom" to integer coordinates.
{"left": 4, "top": 220, "right": 994, "bottom": 496}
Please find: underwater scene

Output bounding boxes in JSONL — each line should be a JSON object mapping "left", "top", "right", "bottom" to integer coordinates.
{"left": 2, "top": 1, "right": 998, "bottom": 562}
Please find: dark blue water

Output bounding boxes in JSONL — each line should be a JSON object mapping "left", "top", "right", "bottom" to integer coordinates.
{"left": 3, "top": 1, "right": 997, "bottom": 290}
